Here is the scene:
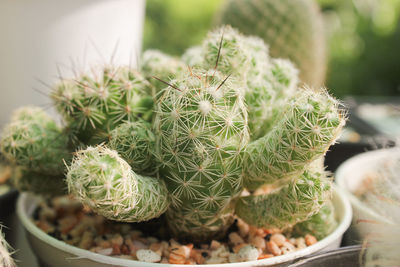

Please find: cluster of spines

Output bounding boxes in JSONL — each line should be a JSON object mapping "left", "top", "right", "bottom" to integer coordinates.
{"left": 51, "top": 66, "right": 154, "bottom": 144}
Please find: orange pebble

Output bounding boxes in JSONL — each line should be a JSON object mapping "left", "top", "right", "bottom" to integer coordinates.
{"left": 305, "top": 234, "right": 317, "bottom": 246}
{"left": 266, "top": 241, "right": 281, "bottom": 256}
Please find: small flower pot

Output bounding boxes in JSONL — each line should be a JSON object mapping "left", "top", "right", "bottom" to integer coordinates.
{"left": 0, "top": 0, "right": 145, "bottom": 127}
{"left": 335, "top": 147, "right": 399, "bottom": 244}
{"left": 16, "top": 185, "right": 352, "bottom": 267}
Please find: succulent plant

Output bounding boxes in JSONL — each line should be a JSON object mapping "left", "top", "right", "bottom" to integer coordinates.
{"left": 215, "top": 0, "right": 327, "bottom": 87}
{"left": 0, "top": 26, "right": 345, "bottom": 245}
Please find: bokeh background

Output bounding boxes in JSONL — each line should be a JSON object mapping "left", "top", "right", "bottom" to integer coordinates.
{"left": 143, "top": 0, "right": 400, "bottom": 98}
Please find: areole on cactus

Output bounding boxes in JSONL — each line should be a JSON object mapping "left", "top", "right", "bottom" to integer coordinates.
{"left": 0, "top": 26, "right": 345, "bottom": 246}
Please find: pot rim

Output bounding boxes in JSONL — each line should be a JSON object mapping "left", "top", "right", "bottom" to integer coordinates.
{"left": 16, "top": 185, "right": 352, "bottom": 267}
{"left": 335, "top": 147, "right": 400, "bottom": 225}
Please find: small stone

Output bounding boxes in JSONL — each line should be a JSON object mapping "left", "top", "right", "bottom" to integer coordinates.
{"left": 136, "top": 249, "right": 161, "bottom": 263}
{"left": 305, "top": 234, "right": 317, "bottom": 246}
{"left": 271, "top": 233, "right": 286, "bottom": 247}
{"left": 237, "top": 245, "right": 259, "bottom": 261}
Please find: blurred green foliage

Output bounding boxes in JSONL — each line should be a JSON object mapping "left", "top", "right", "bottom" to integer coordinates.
{"left": 143, "top": 0, "right": 223, "bottom": 56}
{"left": 144, "top": 0, "right": 400, "bottom": 97}
{"left": 319, "top": 0, "right": 400, "bottom": 97}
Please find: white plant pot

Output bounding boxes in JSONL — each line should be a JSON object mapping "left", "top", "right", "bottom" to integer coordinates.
{"left": 0, "top": 0, "right": 145, "bottom": 127}
{"left": 335, "top": 147, "right": 399, "bottom": 243}
{"left": 16, "top": 186, "right": 351, "bottom": 267}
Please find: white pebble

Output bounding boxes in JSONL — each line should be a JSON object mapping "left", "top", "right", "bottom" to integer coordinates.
{"left": 237, "top": 245, "right": 259, "bottom": 261}
{"left": 136, "top": 249, "right": 161, "bottom": 263}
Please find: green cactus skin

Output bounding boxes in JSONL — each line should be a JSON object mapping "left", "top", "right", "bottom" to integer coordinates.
{"left": 243, "top": 89, "right": 345, "bottom": 191}
{"left": 51, "top": 66, "right": 154, "bottom": 145}
{"left": 108, "top": 120, "right": 157, "bottom": 175}
{"left": 0, "top": 106, "right": 70, "bottom": 175}
{"left": 154, "top": 69, "right": 249, "bottom": 241}
{"left": 141, "top": 50, "right": 186, "bottom": 95}
{"left": 12, "top": 167, "right": 67, "bottom": 196}
{"left": 235, "top": 170, "right": 331, "bottom": 229}
{"left": 202, "top": 26, "right": 299, "bottom": 139}
{"left": 66, "top": 145, "right": 170, "bottom": 222}
{"left": 215, "top": 0, "right": 327, "bottom": 87}
{"left": 292, "top": 200, "right": 337, "bottom": 240}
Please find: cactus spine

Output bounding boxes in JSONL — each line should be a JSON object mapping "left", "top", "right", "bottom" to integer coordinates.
{"left": 215, "top": 0, "right": 327, "bottom": 87}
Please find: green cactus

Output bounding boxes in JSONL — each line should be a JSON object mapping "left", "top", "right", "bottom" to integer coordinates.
{"left": 0, "top": 106, "right": 70, "bottom": 176}
{"left": 236, "top": 169, "right": 331, "bottom": 229}
{"left": 243, "top": 89, "right": 344, "bottom": 191}
{"left": 215, "top": 0, "right": 327, "bottom": 87}
{"left": 66, "top": 145, "right": 170, "bottom": 222}
{"left": 154, "top": 69, "right": 249, "bottom": 241}
{"left": 292, "top": 200, "right": 337, "bottom": 240}
{"left": 108, "top": 120, "right": 157, "bottom": 175}
{"left": 51, "top": 66, "right": 154, "bottom": 144}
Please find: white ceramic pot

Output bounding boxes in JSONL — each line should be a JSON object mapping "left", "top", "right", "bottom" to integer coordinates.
{"left": 16, "top": 186, "right": 351, "bottom": 267}
{"left": 335, "top": 147, "right": 398, "bottom": 243}
{"left": 0, "top": 0, "right": 145, "bottom": 127}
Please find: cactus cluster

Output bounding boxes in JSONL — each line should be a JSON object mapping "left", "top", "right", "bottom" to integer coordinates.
{"left": 0, "top": 26, "right": 345, "bottom": 246}
{"left": 215, "top": 0, "right": 327, "bottom": 87}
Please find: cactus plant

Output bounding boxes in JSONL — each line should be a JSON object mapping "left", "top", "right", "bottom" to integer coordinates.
{"left": 0, "top": 26, "right": 344, "bottom": 249}
{"left": 215, "top": 0, "right": 327, "bottom": 87}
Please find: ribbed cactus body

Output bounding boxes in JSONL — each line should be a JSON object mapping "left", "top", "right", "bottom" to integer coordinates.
{"left": 216, "top": 0, "right": 326, "bottom": 87}
{"left": 243, "top": 89, "right": 344, "bottom": 191}
{"left": 66, "top": 146, "right": 169, "bottom": 222}
{"left": 51, "top": 66, "right": 153, "bottom": 144}
{"left": 109, "top": 120, "right": 156, "bottom": 175}
{"left": 235, "top": 170, "right": 331, "bottom": 228}
{"left": 154, "top": 70, "right": 249, "bottom": 240}
{"left": 0, "top": 107, "right": 70, "bottom": 175}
